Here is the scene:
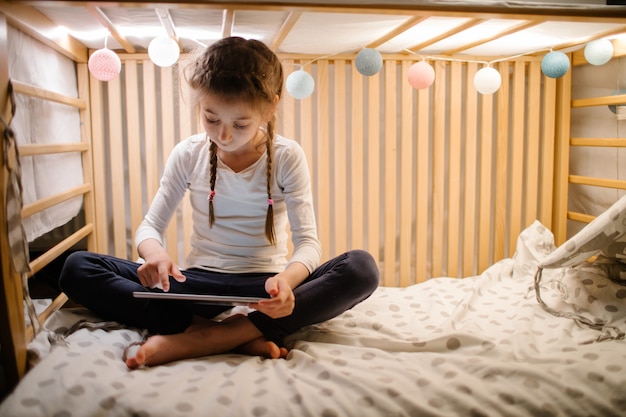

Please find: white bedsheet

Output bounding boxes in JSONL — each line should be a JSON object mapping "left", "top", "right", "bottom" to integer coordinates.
{"left": 8, "top": 26, "right": 83, "bottom": 242}
{"left": 2, "top": 221, "right": 625, "bottom": 416}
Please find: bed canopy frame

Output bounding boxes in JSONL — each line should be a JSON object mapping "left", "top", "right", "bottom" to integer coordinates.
{"left": 1, "top": 0, "right": 626, "bottom": 398}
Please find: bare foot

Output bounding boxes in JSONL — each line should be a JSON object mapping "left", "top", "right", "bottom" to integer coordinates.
{"left": 235, "top": 337, "right": 289, "bottom": 358}
{"left": 125, "top": 315, "right": 262, "bottom": 369}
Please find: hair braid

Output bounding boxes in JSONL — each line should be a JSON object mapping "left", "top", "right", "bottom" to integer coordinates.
{"left": 208, "top": 141, "right": 218, "bottom": 227}
{"left": 264, "top": 120, "right": 277, "bottom": 246}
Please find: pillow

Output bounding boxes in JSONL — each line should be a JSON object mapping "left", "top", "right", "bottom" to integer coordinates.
{"left": 539, "top": 195, "right": 626, "bottom": 269}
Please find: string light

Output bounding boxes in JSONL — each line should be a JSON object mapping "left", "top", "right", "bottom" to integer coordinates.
{"left": 286, "top": 67, "right": 315, "bottom": 99}
{"left": 541, "top": 50, "right": 570, "bottom": 79}
{"left": 355, "top": 48, "right": 383, "bottom": 76}
{"left": 148, "top": 36, "right": 180, "bottom": 67}
{"left": 281, "top": 38, "right": 614, "bottom": 98}
{"left": 87, "top": 34, "right": 121, "bottom": 82}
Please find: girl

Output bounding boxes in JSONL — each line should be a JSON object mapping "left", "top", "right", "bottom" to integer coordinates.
{"left": 59, "top": 36, "right": 379, "bottom": 368}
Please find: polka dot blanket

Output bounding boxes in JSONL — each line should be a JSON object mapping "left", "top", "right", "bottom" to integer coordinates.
{"left": 1, "top": 221, "right": 625, "bottom": 417}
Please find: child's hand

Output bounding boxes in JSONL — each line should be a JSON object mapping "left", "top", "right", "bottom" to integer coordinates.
{"left": 252, "top": 275, "right": 295, "bottom": 318}
{"left": 137, "top": 250, "right": 186, "bottom": 292}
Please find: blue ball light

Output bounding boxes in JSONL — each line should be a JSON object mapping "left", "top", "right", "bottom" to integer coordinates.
{"left": 355, "top": 48, "right": 383, "bottom": 76}
{"left": 286, "top": 69, "right": 315, "bottom": 99}
{"left": 541, "top": 51, "right": 570, "bottom": 79}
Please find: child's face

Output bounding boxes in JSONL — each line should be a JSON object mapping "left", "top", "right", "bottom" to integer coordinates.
{"left": 200, "top": 93, "right": 267, "bottom": 154}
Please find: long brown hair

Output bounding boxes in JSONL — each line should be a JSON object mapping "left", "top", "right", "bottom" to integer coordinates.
{"left": 187, "top": 37, "right": 283, "bottom": 245}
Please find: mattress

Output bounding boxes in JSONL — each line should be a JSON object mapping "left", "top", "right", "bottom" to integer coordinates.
{"left": 1, "top": 221, "right": 625, "bottom": 416}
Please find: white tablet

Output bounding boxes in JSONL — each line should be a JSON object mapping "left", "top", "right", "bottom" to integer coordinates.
{"left": 132, "top": 292, "right": 266, "bottom": 306}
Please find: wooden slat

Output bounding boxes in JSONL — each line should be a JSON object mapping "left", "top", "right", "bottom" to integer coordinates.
{"left": 539, "top": 72, "right": 557, "bottom": 230}
{"left": 160, "top": 66, "right": 178, "bottom": 261}
{"left": 125, "top": 60, "right": 142, "bottom": 262}
{"left": 525, "top": 61, "right": 541, "bottom": 229}
{"left": 551, "top": 68, "right": 573, "bottom": 246}
{"left": 477, "top": 89, "right": 494, "bottom": 273}
{"left": 107, "top": 75, "right": 127, "bottom": 259}
{"left": 568, "top": 211, "right": 595, "bottom": 224}
{"left": 18, "top": 142, "right": 88, "bottom": 156}
{"left": 571, "top": 138, "right": 626, "bottom": 147}
{"left": 11, "top": 80, "right": 85, "bottom": 109}
{"left": 315, "top": 61, "right": 330, "bottom": 261}
{"left": 143, "top": 61, "right": 159, "bottom": 206}
{"left": 350, "top": 63, "right": 365, "bottom": 258}
{"left": 28, "top": 224, "right": 93, "bottom": 276}
{"left": 178, "top": 58, "right": 195, "bottom": 265}
{"left": 431, "top": 60, "right": 446, "bottom": 278}
{"left": 366, "top": 70, "right": 381, "bottom": 270}
{"left": 572, "top": 94, "right": 626, "bottom": 108}
{"left": 462, "top": 61, "right": 478, "bottom": 277}
{"left": 509, "top": 60, "right": 525, "bottom": 255}
{"left": 415, "top": 79, "right": 430, "bottom": 282}
{"left": 399, "top": 60, "right": 413, "bottom": 286}
{"left": 493, "top": 62, "right": 509, "bottom": 261}
{"left": 383, "top": 60, "right": 397, "bottom": 285}
{"left": 77, "top": 61, "right": 97, "bottom": 253}
{"left": 333, "top": 60, "right": 348, "bottom": 256}
{"left": 447, "top": 61, "right": 462, "bottom": 277}
{"left": 569, "top": 175, "right": 626, "bottom": 190}
{"left": 21, "top": 183, "right": 90, "bottom": 218}
{"left": 89, "top": 70, "right": 109, "bottom": 254}
{"left": 25, "top": 293, "right": 68, "bottom": 341}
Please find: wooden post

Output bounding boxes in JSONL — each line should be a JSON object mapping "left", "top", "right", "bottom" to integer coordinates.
{"left": 0, "top": 12, "right": 28, "bottom": 396}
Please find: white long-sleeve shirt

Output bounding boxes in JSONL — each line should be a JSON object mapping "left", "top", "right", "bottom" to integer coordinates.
{"left": 135, "top": 133, "right": 322, "bottom": 274}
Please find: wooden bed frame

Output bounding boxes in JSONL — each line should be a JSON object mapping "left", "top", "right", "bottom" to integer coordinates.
{"left": 1, "top": 0, "right": 626, "bottom": 399}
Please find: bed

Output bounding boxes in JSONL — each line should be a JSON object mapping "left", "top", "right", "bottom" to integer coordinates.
{"left": 2, "top": 218, "right": 626, "bottom": 416}
{"left": 1, "top": 1, "right": 626, "bottom": 416}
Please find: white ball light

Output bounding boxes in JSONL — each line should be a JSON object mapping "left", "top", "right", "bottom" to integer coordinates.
{"left": 473, "top": 67, "right": 501, "bottom": 95}
{"left": 88, "top": 48, "right": 121, "bottom": 82}
{"left": 148, "top": 36, "right": 180, "bottom": 67}
{"left": 407, "top": 61, "right": 435, "bottom": 90}
{"left": 355, "top": 48, "right": 383, "bottom": 76}
{"left": 584, "top": 39, "right": 614, "bottom": 66}
{"left": 286, "top": 69, "right": 315, "bottom": 99}
{"left": 541, "top": 51, "right": 570, "bottom": 79}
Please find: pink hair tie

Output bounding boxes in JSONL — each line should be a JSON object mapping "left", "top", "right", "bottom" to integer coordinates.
{"left": 267, "top": 198, "right": 274, "bottom": 206}
{"left": 208, "top": 190, "right": 216, "bottom": 201}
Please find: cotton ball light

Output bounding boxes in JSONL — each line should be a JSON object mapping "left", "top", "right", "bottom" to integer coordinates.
{"left": 608, "top": 89, "right": 626, "bottom": 115}
{"left": 355, "top": 48, "right": 383, "bottom": 76}
{"left": 541, "top": 51, "right": 570, "bottom": 78}
{"left": 473, "top": 66, "right": 501, "bottom": 95}
{"left": 88, "top": 48, "right": 121, "bottom": 82}
{"left": 148, "top": 36, "right": 180, "bottom": 67}
{"left": 584, "top": 39, "right": 614, "bottom": 66}
{"left": 286, "top": 69, "right": 315, "bottom": 99}
{"left": 407, "top": 61, "right": 435, "bottom": 89}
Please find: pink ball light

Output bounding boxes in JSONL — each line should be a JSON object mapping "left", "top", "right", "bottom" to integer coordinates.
{"left": 407, "top": 61, "right": 435, "bottom": 89}
{"left": 88, "top": 48, "right": 121, "bottom": 81}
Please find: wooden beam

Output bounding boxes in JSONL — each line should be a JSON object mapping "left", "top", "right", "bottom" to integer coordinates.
{"left": 269, "top": 10, "right": 301, "bottom": 51}
{"left": 86, "top": 5, "right": 136, "bottom": 53}
{"left": 444, "top": 20, "right": 540, "bottom": 55}
{"left": 221, "top": 8, "right": 234, "bottom": 39}
{"left": 0, "top": 1, "right": 87, "bottom": 62}
{"left": 407, "top": 17, "right": 485, "bottom": 53}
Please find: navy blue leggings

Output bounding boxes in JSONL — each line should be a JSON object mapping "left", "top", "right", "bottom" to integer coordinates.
{"left": 58, "top": 250, "right": 379, "bottom": 344}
